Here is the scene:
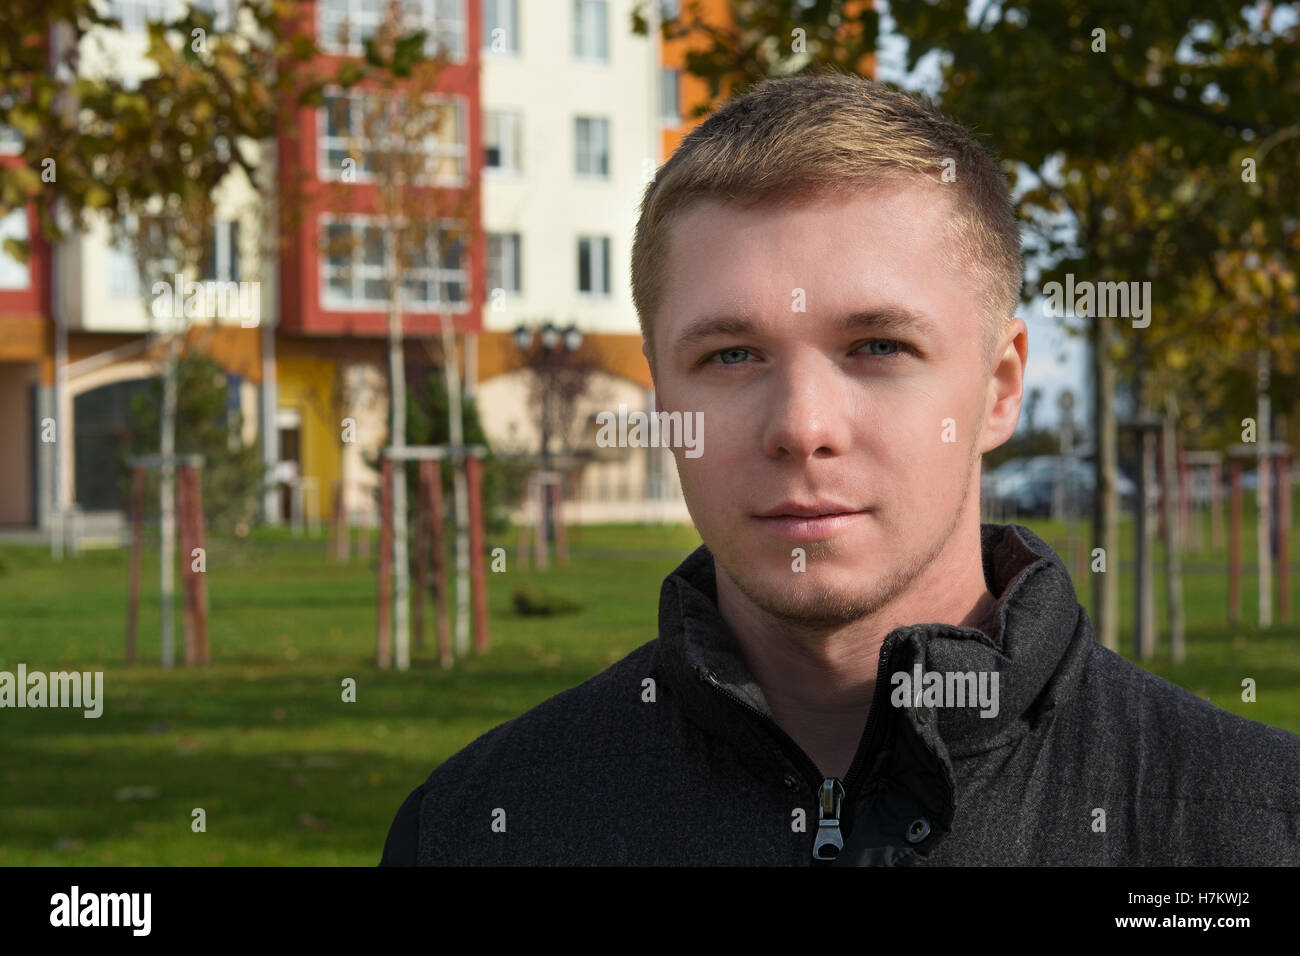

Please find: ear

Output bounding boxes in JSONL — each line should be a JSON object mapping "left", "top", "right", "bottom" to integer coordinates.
{"left": 980, "top": 317, "right": 1028, "bottom": 455}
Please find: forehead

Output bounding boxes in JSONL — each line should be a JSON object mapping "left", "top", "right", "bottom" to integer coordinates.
{"left": 655, "top": 183, "right": 972, "bottom": 348}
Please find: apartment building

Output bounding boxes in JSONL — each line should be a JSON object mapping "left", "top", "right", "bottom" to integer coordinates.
{"left": 0, "top": 0, "right": 483, "bottom": 533}
{"left": 274, "top": 0, "right": 483, "bottom": 526}
{"left": 0, "top": 0, "right": 268, "bottom": 535}
{"left": 0, "top": 0, "right": 798, "bottom": 533}
{"left": 0, "top": 135, "right": 52, "bottom": 527}
{"left": 473, "top": 0, "right": 714, "bottom": 524}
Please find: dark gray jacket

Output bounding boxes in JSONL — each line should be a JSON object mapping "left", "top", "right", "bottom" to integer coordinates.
{"left": 381, "top": 523, "right": 1300, "bottom": 865}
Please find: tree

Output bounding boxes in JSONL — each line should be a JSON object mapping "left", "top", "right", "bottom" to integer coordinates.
{"left": 124, "top": 350, "right": 264, "bottom": 531}
{"left": 322, "top": 0, "right": 479, "bottom": 670}
{"left": 632, "top": 0, "right": 1300, "bottom": 651}
{"left": 1, "top": 1, "right": 357, "bottom": 666}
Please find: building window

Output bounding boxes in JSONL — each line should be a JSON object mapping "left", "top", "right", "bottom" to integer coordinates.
{"left": 575, "top": 116, "right": 609, "bottom": 178}
{"left": 320, "top": 91, "right": 362, "bottom": 177}
{"left": 319, "top": 0, "right": 467, "bottom": 59}
{"left": 573, "top": 0, "right": 608, "bottom": 63}
{"left": 0, "top": 93, "right": 22, "bottom": 155}
{"left": 484, "top": 109, "right": 521, "bottom": 172}
{"left": 105, "top": 215, "right": 180, "bottom": 300}
{"left": 660, "top": 67, "right": 680, "bottom": 124}
{"left": 318, "top": 90, "right": 466, "bottom": 185}
{"left": 199, "top": 220, "right": 240, "bottom": 282}
{"left": 577, "top": 235, "right": 610, "bottom": 296}
{"left": 0, "top": 208, "right": 29, "bottom": 289}
{"left": 321, "top": 216, "right": 468, "bottom": 311}
{"left": 487, "top": 232, "right": 521, "bottom": 297}
{"left": 105, "top": 236, "right": 140, "bottom": 299}
{"left": 482, "top": 0, "right": 519, "bottom": 53}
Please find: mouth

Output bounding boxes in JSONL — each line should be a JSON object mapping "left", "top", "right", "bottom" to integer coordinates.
{"left": 752, "top": 510, "right": 868, "bottom": 542}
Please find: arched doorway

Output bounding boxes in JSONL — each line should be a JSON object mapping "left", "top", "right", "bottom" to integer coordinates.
{"left": 73, "top": 378, "right": 156, "bottom": 512}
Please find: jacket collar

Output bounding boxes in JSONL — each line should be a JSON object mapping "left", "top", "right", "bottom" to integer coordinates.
{"left": 653, "top": 523, "right": 1086, "bottom": 768}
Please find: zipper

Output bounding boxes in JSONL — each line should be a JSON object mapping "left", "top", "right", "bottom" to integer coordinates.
{"left": 812, "top": 778, "right": 845, "bottom": 860}
{"left": 700, "top": 634, "right": 900, "bottom": 862}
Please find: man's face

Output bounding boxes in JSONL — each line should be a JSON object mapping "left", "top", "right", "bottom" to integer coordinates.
{"left": 648, "top": 183, "right": 1014, "bottom": 629}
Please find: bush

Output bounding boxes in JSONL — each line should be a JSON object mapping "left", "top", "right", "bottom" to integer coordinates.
{"left": 122, "top": 351, "right": 264, "bottom": 533}
{"left": 511, "top": 586, "right": 583, "bottom": 617}
{"left": 369, "top": 365, "right": 530, "bottom": 538}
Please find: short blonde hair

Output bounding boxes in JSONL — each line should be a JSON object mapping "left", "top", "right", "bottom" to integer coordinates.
{"left": 631, "top": 70, "right": 1022, "bottom": 373}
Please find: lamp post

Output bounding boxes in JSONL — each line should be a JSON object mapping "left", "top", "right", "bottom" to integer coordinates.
{"left": 513, "top": 321, "right": 583, "bottom": 551}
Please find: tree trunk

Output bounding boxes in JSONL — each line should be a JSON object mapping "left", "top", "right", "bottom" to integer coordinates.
{"left": 388, "top": 230, "right": 409, "bottom": 672}
{"left": 1256, "top": 348, "right": 1273, "bottom": 628}
{"left": 440, "top": 313, "right": 472, "bottom": 658}
{"left": 1160, "top": 390, "right": 1185, "bottom": 663}
{"left": 160, "top": 331, "right": 180, "bottom": 669}
{"left": 1091, "top": 312, "right": 1120, "bottom": 652}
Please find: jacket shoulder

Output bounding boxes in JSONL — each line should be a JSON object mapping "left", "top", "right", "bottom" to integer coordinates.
{"left": 1070, "top": 642, "right": 1300, "bottom": 861}
{"left": 383, "top": 639, "right": 666, "bottom": 865}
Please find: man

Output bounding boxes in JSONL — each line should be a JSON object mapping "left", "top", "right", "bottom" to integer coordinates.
{"left": 382, "top": 72, "right": 1300, "bottom": 866}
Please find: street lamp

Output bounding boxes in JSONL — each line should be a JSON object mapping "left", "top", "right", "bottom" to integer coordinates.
{"left": 513, "top": 320, "right": 583, "bottom": 552}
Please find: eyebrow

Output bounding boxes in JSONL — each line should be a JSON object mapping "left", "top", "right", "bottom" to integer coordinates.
{"left": 671, "top": 306, "right": 940, "bottom": 359}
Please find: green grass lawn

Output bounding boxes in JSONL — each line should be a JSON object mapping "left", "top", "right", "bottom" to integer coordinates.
{"left": 0, "top": 512, "right": 1296, "bottom": 865}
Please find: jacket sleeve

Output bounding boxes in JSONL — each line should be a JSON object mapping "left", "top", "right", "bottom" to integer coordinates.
{"left": 378, "top": 783, "right": 427, "bottom": 866}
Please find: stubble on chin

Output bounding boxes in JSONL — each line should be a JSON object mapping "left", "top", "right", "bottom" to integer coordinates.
{"left": 709, "top": 459, "right": 976, "bottom": 634}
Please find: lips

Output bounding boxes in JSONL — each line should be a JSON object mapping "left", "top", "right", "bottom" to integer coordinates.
{"left": 755, "top": 501, "right": 862, "bottom": 518}
{"left": 752, "top": 499, "right": 869, "bottom": 543}
{"left": 752, "top": 510, "right": 868, "bottom": 542}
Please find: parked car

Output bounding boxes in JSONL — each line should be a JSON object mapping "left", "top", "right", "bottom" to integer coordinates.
{"left": 983, "top": 455, "right": 1136, "bottom": 517}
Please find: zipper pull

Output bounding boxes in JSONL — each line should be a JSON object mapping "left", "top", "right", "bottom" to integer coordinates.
{"left": 812, "top": 778, "right": 845, "bottom": 861}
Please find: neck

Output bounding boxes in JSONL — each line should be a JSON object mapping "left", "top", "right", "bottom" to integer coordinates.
{"left": 715, "top": 517, "right": 994, "bottom": 780}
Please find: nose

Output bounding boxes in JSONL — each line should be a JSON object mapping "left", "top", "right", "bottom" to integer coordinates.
{"left": 760, "top": 349, "right": 853, "bottom": 463}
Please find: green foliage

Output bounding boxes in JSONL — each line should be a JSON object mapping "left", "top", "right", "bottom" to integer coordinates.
{"left": 0, "top": 0, "right": 332, "bottom": 257}
{"left": 123, "top": 352, "right": 264, "bottom": 532}
{"left": 511, "top": 585, "right": 584, "bottom": 617}
{"left": 399, "top": 366, "right": 530, "bottom": 537}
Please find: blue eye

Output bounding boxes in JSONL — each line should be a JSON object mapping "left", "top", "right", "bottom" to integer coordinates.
{"left": 703, "top": 340, "right": 911, "bottom": 368}
{"left": 863, "top": 340, "right": 901, "bottom": 357}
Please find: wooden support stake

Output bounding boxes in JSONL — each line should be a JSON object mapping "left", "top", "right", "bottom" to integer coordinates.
{"left": 426, "top": 460, "right": 451, "bottom": 668}
{"left": 1278, "top": 453, "right": 1291, "bottom": 623}
{"left": 467, "top": 455, "right": 490, "bottom": 654}
{"left": 190, "top": 466, "right": 209, "bottom": 666}
{"left": 358, "top": 505, "right": 371, "bottom": 561}
{"left": 534, "top": 473, "right": 548, "bottom": 571}
{"left": 179, "top": 464, "right": 198, "bottom": 668}
{"left": 552, "top": 479, "right": 568, "bottom": 565}
{"left": 1178, "top": 449, "right": 1191, "bottom": 550}
{"left": 516, "top": 475, "right": 530, "bottom": 571}
{"left": 126, "top": 465, "right": 145, "bottom": 666}
{"left": 330, "top": 483, "right": 349, "bottom": 563}
{"left": 413, "top": 463, "right": 429, "bottom": 651}
{"left": 1211, "top": 458, "right": 1224, "bottom": 550}
{"left": 1229, "top": 460, "right": 1242, "bottom": 624}
{"left": 377, "top": 457, "right": 393, "bottom": 668}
